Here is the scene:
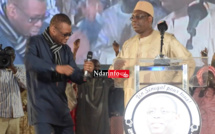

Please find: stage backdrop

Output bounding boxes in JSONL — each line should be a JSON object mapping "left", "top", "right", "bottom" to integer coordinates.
{"left": 0, "top": 0, "right": 215, "bottom": 65}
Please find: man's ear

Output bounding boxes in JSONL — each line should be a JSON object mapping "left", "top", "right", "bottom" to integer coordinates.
{"left": 148, "top": 16, "right": 153, "bottom": 24}
{"left": 49, "top": 26, "right": 56, "bottom": 35}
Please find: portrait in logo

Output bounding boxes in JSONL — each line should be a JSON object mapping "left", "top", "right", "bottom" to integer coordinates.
{"left": 124, "top": 84, "right": 201, "bottom": 134}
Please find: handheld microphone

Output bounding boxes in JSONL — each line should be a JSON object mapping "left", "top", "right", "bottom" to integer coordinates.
{"left": 83, "top": 51, "right": 93, "bottom": 81}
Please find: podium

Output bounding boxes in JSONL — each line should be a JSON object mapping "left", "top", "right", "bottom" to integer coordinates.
{"left": 112, "top": 57, "right": 208, "bottom": 134}
{"left": 113, "top": 57, "right": 208, "bottom": 95}
{"left": 134, "top": 62, "right": 188, "bottom": 92}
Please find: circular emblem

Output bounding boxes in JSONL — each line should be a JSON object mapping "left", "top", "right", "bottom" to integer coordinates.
{"left": 124, "top": 84, "right": 201, "bottom": 134}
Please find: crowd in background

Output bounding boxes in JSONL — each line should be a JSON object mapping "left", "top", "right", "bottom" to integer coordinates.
{"left": 1, "top": 0, "right": 215, "bottom": 65}
{"left": 44, "top": 0, "right": 215, "bottom": 65}
{"left": 0, "top": 0, "right": 169, "bottom": 64}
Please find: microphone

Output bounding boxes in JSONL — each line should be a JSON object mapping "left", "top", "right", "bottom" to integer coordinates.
{"left": 154, "top": 21, "right": 170, "bottom": 66}
{"left": 157, "top": 21, "right": 168, "bottom": 35}
{"left": 83, "top": 51, "right": 93, "bottom": 81}
{"left": 186, "top": 1, "right": 208, "bottom": 49}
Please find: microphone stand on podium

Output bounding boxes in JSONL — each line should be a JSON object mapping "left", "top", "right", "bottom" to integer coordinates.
{"left": 154, "top": 21, "right": 170, "bottom": 66}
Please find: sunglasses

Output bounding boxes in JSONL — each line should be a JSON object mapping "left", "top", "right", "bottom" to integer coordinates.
{"left": 55, "top": 27, "right": 73, "bottom": 37}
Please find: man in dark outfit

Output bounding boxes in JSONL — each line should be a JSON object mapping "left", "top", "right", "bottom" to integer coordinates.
{"left": 24, "top": 13, "right": 93, "bottom": 134}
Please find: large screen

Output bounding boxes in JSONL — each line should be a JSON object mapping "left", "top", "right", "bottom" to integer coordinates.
{"left": 0, "top": 0, "right": 215, "bottom": 65}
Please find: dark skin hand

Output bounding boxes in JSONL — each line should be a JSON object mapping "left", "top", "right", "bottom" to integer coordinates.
{"left": 56, "top": 65, "right": 74, "bottom": 76}
{"left": 201, "top": 48, "right": 208, "bottom": 65}
{"left": 201, "top": 47, "right": 208, "bottom": 57}
{"left": 73, "top": 39, "right": 80, "bottom": 60}
{"left": 112, "top": 40, "right": 120, "bottom": 56}
{"left": 73, "top": 39, "right": 80, "bottom": 54}
{"left": 56, "top": 61, "right": 94, "bottom": 76}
